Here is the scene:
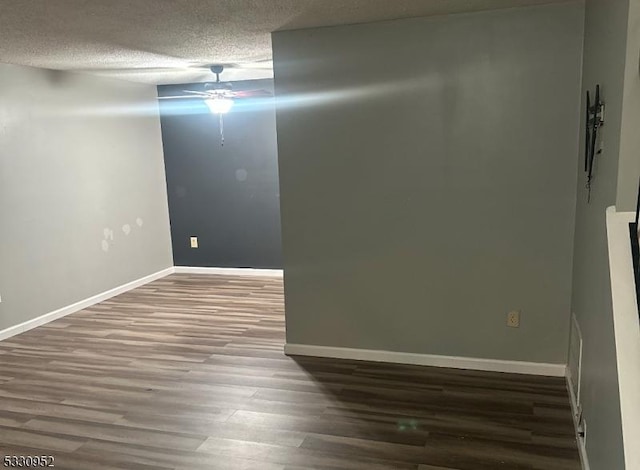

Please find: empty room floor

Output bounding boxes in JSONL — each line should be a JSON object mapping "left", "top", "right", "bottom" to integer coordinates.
{"left": 0, "top": 274, "right": 580, "bottom": 470}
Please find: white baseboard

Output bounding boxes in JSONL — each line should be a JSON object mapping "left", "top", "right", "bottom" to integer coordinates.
{"left": 174, "top": 266, "right": 283, "bottom": 277}
{"left": 0, "top": 267, "right": 174, "bottom": 342}
{"left": 284, "top": 343, "right": 567, "bottom": 377}
{"left": 566, "top": 374, "right": 590, "bottom": 470}
{"left": 0, "top": 266, "right": 280, "bottom": 342}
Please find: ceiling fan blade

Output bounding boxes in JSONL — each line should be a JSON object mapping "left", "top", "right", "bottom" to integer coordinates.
{"left": 231, "top": 90, "right": 273, "bottom": 98}
{"left": 158, "top": 95, "right": 203, "bottom": 100}
{"left": 182, "top": 90, "right": 211, "bottom": 96}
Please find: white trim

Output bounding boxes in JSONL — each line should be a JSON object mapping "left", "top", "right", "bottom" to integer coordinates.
{"left": 174, "top": 266, "right": 283, "bottom": 277}
{"left": 0, "top": 266, "right": 282, "bottom": 342}
{"left": 284, "top": 343, "right": 566, "bottom": 377}
{"left": 606, "top": 206, "right": 640, "bottom": 470}
{"left": 567, "top": 312, "right": 583, "bottom": 407}
{"left": 0, "top": 267, "right": 174, "bottom": 342}
{"left": 566, "top": 374, "right": 590, "bottom": 470}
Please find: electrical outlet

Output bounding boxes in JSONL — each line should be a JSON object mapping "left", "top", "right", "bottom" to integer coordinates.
{"left": 190, "top": 236, "right": 198, "bottom": 248}
{"left": 507, "top": 310, "right": 520, "bottom": 328}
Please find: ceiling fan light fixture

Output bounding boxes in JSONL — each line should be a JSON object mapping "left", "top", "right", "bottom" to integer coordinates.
{"left": 205, "top": 97, "right": 234, "bottom": 114}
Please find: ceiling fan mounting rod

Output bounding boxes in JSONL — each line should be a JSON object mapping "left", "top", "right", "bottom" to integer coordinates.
{"left": 211, "top": 65, "right": 224, "bottom": 82}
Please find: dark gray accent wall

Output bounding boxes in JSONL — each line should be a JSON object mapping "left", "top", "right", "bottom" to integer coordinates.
{"left": 158, "top": 80, "right": 282, "bottom": 268}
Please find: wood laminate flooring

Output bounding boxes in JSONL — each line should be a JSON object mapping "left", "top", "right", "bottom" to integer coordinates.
{"left": 0, "top": 274, "right": 580, "bottom": 469}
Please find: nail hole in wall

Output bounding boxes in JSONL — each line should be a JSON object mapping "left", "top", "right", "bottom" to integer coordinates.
{"left": 235, "top": 169, "right": 248, "bottom": 182}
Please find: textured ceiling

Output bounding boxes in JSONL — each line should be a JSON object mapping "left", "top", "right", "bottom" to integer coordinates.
{"left": 0, "top": 0, "right": 572, "bottom": 84}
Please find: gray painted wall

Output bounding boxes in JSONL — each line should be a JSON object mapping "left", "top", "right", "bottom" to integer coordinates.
{"left": 571, "top": 0, "right": 630, "bottom": 468}
{"left": 273, "top": 3, "right": 584, "bottom": 364}
{"left": 0, "top": 63, "right": 173, "bottom": 332}
{"left": 617, "top": 0, "right": 640, "bottom": 212}
{"left": 158, "top": 80, "right": 282, "bottom": 268}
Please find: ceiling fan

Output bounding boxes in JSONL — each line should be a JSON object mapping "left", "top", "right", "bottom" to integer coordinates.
{"left": 158, "top": 65, "right": 272, "bottom": 145}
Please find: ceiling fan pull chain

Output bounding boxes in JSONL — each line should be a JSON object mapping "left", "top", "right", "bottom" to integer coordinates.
{"left": 219, "top": 113, "right": 225, "bottom": 146}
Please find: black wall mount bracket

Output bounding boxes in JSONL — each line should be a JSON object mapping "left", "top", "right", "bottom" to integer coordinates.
{"left": 584, "top": 84, "right": 605, "bottom": 203}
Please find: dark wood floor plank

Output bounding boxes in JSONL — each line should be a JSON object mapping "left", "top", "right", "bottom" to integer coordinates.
{"left": 0, "top": 273, "right": 580, "bottom": 469}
